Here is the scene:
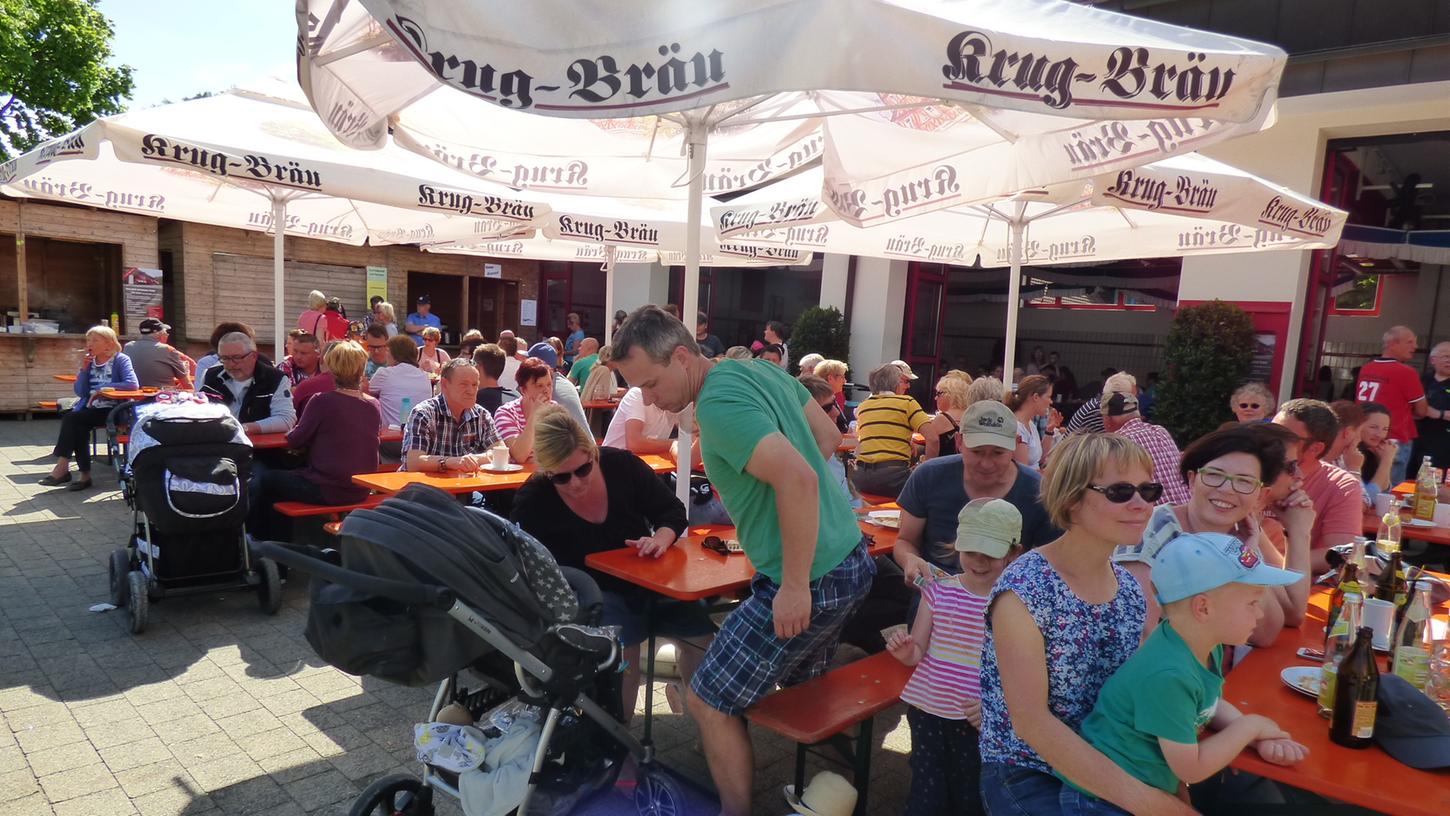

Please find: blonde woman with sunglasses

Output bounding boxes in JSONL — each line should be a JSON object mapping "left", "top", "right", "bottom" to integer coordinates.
{"left": 510, "top": 405, "right": 714, "bottom": 722}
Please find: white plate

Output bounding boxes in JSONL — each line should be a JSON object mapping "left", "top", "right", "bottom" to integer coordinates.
{"left": 1405, "top": 518, "right": 1436, "bottom": 528}
{"left": 1280, "top": 666, "right": 1321, "bottom": 698}
{"left": 481, "top": 463, "right": 524, "bottom": 473}
{"left": 866, "top": 510, "right": 901, "bottom": 529}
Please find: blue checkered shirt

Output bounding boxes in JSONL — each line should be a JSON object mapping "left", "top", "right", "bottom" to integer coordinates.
{"left": 401, "top": 394, "right": 499, "bottom": 459}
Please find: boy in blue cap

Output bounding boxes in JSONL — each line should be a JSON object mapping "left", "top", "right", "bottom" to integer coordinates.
{"left": 1059, "top": 532, "right": 1309, "bottom": 814}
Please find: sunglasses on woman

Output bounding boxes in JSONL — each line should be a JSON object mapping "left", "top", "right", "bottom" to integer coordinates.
{"left": 1237, "top": 402, "right": 1262, "bottom": 410}
{"left": 1087, "top": 482, "right": 1164, "bottom": 503}
{"left": 546, "top": 459, "right": 594, "bottom": 485}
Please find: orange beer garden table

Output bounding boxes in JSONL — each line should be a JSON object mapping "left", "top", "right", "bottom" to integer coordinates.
{"left": 585, "top": 514, "right": 898, "bottom": 602}
{"left": 250, "top": 427, "right": 403, "bottom": 451}
{"left": 1223, "top": 581, "right": 1450, "bottom": 815}
{"left": 353, "top": 453, "right": 674, "bottom": 495}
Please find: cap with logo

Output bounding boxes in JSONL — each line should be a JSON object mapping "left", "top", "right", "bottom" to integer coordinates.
{"left": 1149, "top": 532, "right": 1300, "bottom": 604}
{"left": 1103, "top": 391, "right": 1139, "bottom": 417}
{"left": 528, "top": 341, "right": 559, "bottom": 368}
{"left": 955, "top": 498, "right": 1022, "bottom": 558}
{"left": 138, "top": 317, "right": 170, "bottom": 335}
{"left": 417, "top": 295, "right": 431, "bottom": 305}
{"left": 959, "top": 401, "right": 1017, "bottom": 450}
{"left": 889, "top": 360, "right": 918, "bottom": 380}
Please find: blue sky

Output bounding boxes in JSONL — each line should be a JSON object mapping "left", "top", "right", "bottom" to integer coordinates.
{"left": 99, "top": 0, "right": 297, "bottom": 108}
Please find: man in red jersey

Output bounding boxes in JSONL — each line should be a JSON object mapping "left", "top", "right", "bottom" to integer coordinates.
{"left": 1355, "top": 325, "right": 1426, "bottom": 483}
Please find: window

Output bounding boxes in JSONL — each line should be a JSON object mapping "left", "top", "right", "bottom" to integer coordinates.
{"left": 1329, "top": 259, "right": 1385, "bottom": 316}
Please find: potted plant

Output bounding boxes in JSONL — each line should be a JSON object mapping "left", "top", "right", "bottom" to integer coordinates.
{"left": 788, "top": 306, "right": 849, "bottom": 375}
{"left": 1154, "top": 300, "right": 1255, "bottom": 444}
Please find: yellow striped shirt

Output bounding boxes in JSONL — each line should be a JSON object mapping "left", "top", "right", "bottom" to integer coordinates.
{"left": 855, "top": 393, "right": 929, "bottom": 463}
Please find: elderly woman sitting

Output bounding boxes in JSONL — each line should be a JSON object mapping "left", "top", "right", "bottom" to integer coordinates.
{"left": 42, "top": 325, "right": 139, "bottom": 491}
{"left": 493, "top": 357, "right": 556, "bottom": 463}
{"left": 417, "top": 326, "right": 452, "bottom": 374}
{"left": 511, "top": 405, "right": 713, "bottom": 721}
{"left": 247, "top": 341, "right": 380, "bottom": 541}
{"left": 1230, "top": 381, "right": 1276, "bottom": 423}
{"left": 849, "top": 362, "right": 931, "bottom": 499}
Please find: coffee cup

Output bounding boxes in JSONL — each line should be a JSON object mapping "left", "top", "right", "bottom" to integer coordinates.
{"left": 491, "top": 446, "right": 509, "bottom": 469}
{"left": 1373, "top": 492, "right": 1394, "bottom": 516}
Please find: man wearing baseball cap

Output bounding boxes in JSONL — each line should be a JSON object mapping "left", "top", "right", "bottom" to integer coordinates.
{"left": 1065, "top": 532, "right": 1307, "bottom": 813}
{"left": 895, "top": 401, "right": 1060, "bottom": 590}
{"left": 405, "top": 295, "right": 442, "bottom": 346}
{"left": 123, "top": 318, "right": 193, "bottom": 389}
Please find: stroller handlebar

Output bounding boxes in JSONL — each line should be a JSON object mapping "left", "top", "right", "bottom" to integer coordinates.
{"left": 250, "top": 540, "right": 456, "bottom": 611}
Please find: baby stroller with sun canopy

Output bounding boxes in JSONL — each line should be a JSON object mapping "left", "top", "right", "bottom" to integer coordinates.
{"left": 108, "top": 392, "right": 282, "bottom": 634}
{"left": 252, "top": 483, "right": 685, "bottom": 816}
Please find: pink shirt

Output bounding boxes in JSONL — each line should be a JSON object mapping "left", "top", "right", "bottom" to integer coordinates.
{"left": 1300, "top": 460, "right": 1365, "bottom": 553}
{"left": 899, "top": 578, "right": 989, "bottom": 720}
{"left": 1115, "top": 417, "right": 1190, "bottom": 505}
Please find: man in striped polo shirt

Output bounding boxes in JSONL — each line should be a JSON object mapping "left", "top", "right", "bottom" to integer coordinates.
{"left": 850, "top": 363, "right": 931, "bottom": 499}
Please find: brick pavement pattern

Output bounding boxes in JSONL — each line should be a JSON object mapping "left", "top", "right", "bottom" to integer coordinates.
{"left": 1, "top": 418, "right": 911, "bottom": 814}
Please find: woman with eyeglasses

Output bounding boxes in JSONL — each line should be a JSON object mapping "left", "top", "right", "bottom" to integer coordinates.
{"left": 1229, "top": 382, "right": 1276, "bottom": 423}
{"left": 920, "top": 372, "right": 972, "bottom": 460}
{"left": 1110, "top": 425, "right": 1313, "bottom": 647}
{"left": 979, "top": 433, "right": 1193, "bottom": 816}
{"left": 42, "top": 325, "right": 139, "bottom": 490}
{"left": 511, "top": 405, "right": 714, "bottom": 721}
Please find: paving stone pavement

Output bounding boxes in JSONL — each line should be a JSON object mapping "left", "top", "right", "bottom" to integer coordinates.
{"left": 1, "top": 418, "right": 912, "bottom": 815}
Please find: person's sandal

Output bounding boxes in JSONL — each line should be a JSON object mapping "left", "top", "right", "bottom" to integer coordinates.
{"left": 67, "top": 478, "right": 93, "bottom": 492}
{"left": 39, "top": 473, "right": 72, "bottom": 486}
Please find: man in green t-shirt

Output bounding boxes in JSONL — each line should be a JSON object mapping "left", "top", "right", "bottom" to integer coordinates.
{"left": 566, "top": 337, "right": 600, "bottom": 386}
{"left": 612, "top": 306, "right": 873, "bottom": 816}
{"left": 1062, "top": 532, "right": 1306, "bottom": 814}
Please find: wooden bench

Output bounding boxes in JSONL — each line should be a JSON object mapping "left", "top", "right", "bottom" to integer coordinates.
{"left": 746, "top": 650, "right": 912, "bottom": 816}
{"left": 272, "top": 494, "right": 387, "bottom": 519}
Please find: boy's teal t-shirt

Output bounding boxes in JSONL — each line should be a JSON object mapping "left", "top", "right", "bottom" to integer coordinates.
{"left": 1071, "top": 620, "right": 1225, "bottom": 794}
{"left": 694, "top": 359, "right": 859, "bottom": 583}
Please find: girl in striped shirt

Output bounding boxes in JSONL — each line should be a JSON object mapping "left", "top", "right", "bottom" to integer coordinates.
{"left": 886, "top": 498, "right": 1023, "bottom": 816}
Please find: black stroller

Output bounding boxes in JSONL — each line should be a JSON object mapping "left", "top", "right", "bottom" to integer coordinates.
{"left": 253, "top": 484, "right": 687, "bottom": 816}
{"left": 107, "top": 393, "right": 283, "bottom": 634}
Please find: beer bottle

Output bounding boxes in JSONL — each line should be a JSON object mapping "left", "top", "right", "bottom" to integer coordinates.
{"left": 1391, "top": 581, "right": 1435, "bottom": 690}
{"left": 1318, "top": 592, "right": 1362, "bottom": 718}
{"left": 1329, "top": 626, "right": 1379, "bottom": 748}
{"left": 1372, "top": 552, "right": 1406, "bottom": 607}
{"left": 1413, "top": 455, "right": 1437, "bottom": 523}
{"left": 1324, "top": 563, "right": 1360, "bottom": 640}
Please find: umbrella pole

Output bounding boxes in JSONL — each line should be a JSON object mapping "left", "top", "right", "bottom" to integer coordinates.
{"left": 1003, "top": 202, "right": 1027, "bottom": 385}
{"left": 272, "top": 198, "right": 286, "bottom": 356}
{"left": 677, "top": 123, "right": 708, "bottom": 507}
{"left": 603, "top": 245, "right": 616, "bottom": 347}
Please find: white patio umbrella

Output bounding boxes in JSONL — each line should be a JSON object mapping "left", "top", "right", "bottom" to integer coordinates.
{"left": 716, "top": 154, "right": 1347, "bottom": 375}
{"left": 0, "top": 81, "right": 546, "bottom": 345}
{"left": 297, "top": 0, "right": 1289, "bottom": 503}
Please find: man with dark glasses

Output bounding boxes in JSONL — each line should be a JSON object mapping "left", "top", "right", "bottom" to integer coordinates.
{"left": 1102, "top": 390, "right": 1190, "bottom": 505}
{"left": 1274, "top": 399, "right": 1364, "bottom": 572}
{"left": 611, "top": 305, "right": 873, "bottom": 816}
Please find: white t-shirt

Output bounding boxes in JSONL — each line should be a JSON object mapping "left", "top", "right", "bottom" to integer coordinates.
{"left": 369, "top": 363, "right": 435, "bottom": 427}
{"left": 603, "top": 387, "right": 679, "bottom": 450}
{"left": 1017, "top": 420, "right": 1043, "bottom": 471}
{"left": 499, "top": 356, "right": 521, "bottom": 390}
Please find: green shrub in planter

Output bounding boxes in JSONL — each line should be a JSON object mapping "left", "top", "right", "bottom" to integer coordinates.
{"left": 789, "top": 306, "right": 849, "bottom": 375}
{"left": 1154, "top": 300, "right": 1254, "bottom": 445}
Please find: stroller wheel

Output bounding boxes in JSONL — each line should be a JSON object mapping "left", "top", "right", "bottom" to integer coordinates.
{"left": 256, "top": 557, "right": 282, "bottom": 615}
{"left": 348, "top": 773, "right": 433, "bottom": 816}
{"left": 126, "top": 571, "right": 148, "bottom": 635}
{"left": 634, "top": 766, "right": 685, "bottom": 816}
{"left": 109, "top": 549, "right": 132, "bottom": 607}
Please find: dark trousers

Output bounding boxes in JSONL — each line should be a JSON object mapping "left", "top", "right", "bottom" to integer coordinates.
{"left": 246, "top": 468, "right": 325, "bottom": 541}
{"left": 850, "top": 459, "right": 911, "bottom": 498}
{"left": 905, "top": 706, "right": 985, "bottom": 816}
{"left": 51, "top": 406, "right": 112, "bottom": 473}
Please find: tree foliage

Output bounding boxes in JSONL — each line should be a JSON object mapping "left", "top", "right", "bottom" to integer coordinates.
{"left": 0, "top": 0, "right": 133, "bottom": 160}
{"left": 789, "top": 306, "right": 850, "bottom": 375}
{"left": 1154, "top": 300, "right": 1256, "bottom": 444}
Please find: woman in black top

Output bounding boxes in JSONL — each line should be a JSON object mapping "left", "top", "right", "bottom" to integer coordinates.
{"left": 920, "top": 372, "right": 970, "bottom": 460}
{"left": 511, "top": 406, "right": 713, "bottom": 722}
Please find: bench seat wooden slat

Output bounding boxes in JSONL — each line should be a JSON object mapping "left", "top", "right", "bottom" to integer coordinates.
{"left": 746, "top": 650, "right": 911, "bottom": 744}
{"left": 272, "top": 494, "right": 386, "bottom": 518}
